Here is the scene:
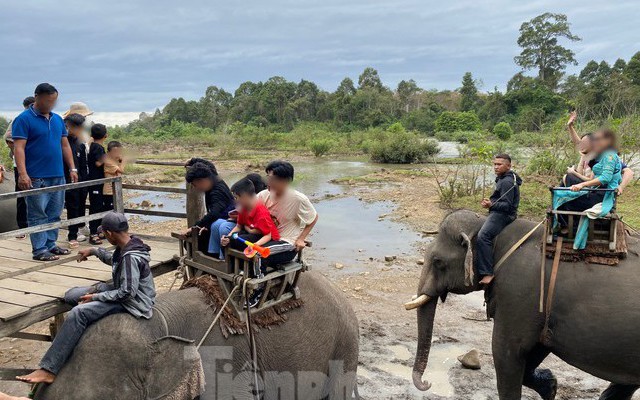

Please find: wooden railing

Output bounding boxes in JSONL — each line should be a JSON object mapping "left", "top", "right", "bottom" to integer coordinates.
{"left": 0, "top": 159, "right": 200, "bottom": 240}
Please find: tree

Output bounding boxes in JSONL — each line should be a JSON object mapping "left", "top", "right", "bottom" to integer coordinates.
{"left": 514, "top": 13, "right": 581, "bottom": 89}
{"left": 396, "top": 79, "right": 420, "bottom": 113}
{"left": 625, "top": 51, "right": 640, "bottom": 86}
{"left": 358, "top": 67, "right": 384, "bottom": 91}
{"left": 459, "top": 72, "right": 479, "bottom": 112}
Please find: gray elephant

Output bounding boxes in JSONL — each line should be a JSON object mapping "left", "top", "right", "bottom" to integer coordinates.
{"left": 0, "top": 179, "right": 17, "bottom": 233}
{"left": 405, "top": 210, "right": 640, "bottom": 400}
{"left": 35, "top": 271, "right": 359, "bottom": 399}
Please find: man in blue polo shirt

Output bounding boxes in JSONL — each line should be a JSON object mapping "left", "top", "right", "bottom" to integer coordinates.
{"left": 12, "top": 83, "right": 78, "bottom": 261}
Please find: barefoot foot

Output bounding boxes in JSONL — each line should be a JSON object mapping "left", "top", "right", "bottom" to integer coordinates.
{"left": 16, "top": 369, "right": 55, "bottom": 384}
{"left": 479, "top": 275, "right": 494, "bottom": 285}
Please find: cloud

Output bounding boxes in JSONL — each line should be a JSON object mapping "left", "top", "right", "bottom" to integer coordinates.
{"left": 0, "top": 0, "right": 638, "bottom": 114}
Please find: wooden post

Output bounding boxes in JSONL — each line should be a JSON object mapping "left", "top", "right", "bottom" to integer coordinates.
{"left": 186, "top": 181, "right": 205, "bottom": 228}
{"left": 113, "top": 178, "right": 125, "bottom": 213}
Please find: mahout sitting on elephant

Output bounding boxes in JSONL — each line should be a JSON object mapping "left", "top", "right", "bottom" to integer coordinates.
{"left": 405, "top": 210, "right": 640, "bottom": 400}
{"left": 32, "top": 271, "right": 359, "bottom": 400}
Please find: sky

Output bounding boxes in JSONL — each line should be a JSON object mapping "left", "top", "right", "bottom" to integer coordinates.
{"left": 1, "top": 0, "right": 639, "bottom": 124}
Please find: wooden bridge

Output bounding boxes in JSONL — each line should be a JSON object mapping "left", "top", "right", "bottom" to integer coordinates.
{"left": 0, "top": 162, "right": 197, "bottom": 341}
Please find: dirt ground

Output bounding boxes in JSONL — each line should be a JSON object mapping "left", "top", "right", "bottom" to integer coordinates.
{"left": 0, "top": 163, "right": 634, "bottom": 399}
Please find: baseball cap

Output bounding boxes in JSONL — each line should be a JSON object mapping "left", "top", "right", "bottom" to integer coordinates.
{"left": 98, "top": 212, "right": 129, "bottom": 233}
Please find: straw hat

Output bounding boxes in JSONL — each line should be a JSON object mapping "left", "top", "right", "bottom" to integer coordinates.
{"left": 62, "top": 102, "right": 93, "bottom": 118}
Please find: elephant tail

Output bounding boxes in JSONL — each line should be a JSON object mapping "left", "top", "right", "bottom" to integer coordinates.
{"left": 353, "top": 382, "right": 360, "bottom": 400}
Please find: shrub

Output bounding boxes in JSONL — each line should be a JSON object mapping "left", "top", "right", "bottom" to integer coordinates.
{"left": 435, "top": 111, "right": 482, "bottom": 132}
{"left": 526, "top": 149, "right": 568, "bottom": 176}
{"left": 309, "top": 138, "right": 334, "bottom": 157}
{"left": 369, "top": 125, "right": 440, "bottom": 163}
{"left": 493, "top": 122, "right": 513, "bottom": 140}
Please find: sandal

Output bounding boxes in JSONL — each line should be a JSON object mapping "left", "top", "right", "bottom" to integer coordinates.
{"left": 90, "top": 235, "right": 103, "bottom": 245}
{"left": 49, "top": 246, "right": 71, "bottom": 256}
{"left": 33, "top": 252, "right": 59, "bottom": 262}
{"left": 68, "top": 240, "right": 80, "bottom": 249}
{"left": 15, "top": 234, "right": 27, "bottom": 240}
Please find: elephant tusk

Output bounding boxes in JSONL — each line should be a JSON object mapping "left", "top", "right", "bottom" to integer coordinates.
{"left": 404, "top": 294, "right": 431, "bottom": 310}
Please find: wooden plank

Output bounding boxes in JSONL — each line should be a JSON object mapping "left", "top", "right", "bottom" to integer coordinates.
{"left": 41, "top": 265, "right": 112, "bottom": 282}
{"left": 0, "top": 303, "right": 31, "bottom": 321}
{"left": 122, "top": 183, "right": 187, "bottom": 194}
{"left": 14, "top": 271, "right": 98, "bottom": 288}
{"left": 0, "top": 177, "right": 119, "bottom": 201}
{"left": 0, "top": 288, "right": 55, "bottom": 307}
{"left": 125, "top": 209, "right": 187, "bottom": 218}
{"left": 59, "top": 261, "right": 111, "bottom": 272}
{"left": 0, "top": 278, "right": 69, "bottom": 298}
{"left": 0, "top": 301, "right": 70, "bottom": 338}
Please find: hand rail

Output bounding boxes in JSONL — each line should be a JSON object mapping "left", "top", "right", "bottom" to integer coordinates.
{"left": 0, "top": 211, "right": 112, "bottom": 240}
{"left": 549, "top": 186, "right": 616, "bottom": 192}
{"left": 0, "top": 177, "right": 121, "bottom": 201}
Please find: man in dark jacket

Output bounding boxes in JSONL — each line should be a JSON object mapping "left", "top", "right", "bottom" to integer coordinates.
{"left": 17, "top": 212, "right": 155, "bottom": 384}
{"left": 476, "top": 153, "right": 522, "bottom": 285}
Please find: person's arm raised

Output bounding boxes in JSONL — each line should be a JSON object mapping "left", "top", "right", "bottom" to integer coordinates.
{"left": 567, "top": 111, "right": 580, "bottom": 146}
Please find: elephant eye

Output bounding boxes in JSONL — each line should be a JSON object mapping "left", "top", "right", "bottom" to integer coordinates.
{"left": 432, "top": 257, "right": 445, "bottom": 270}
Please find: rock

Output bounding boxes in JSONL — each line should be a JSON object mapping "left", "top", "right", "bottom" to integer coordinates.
{"left": 140, "top": 200, "right": 153, "bottom": 208}
{"left": 157, "top": 203, "right": 164, "bottom": 208}
{"left": 353, "top": 286, "right": 362, "bottom": 292}
{"left": 417, "top": 258, "right": 425, "bottom": 265}
{"left": 458, "top": 349, "right": 481, "bottom": 370}
{"left": 384, "top": 255, "right": 397, "bottom": 262}
{"left": 334, "top": 263, "right": 344, "bottom": 270}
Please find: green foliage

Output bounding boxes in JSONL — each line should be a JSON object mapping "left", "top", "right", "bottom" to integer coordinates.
{"left": 434, "top": 111, "right": 482, "bottom": 132}
{"left": 526, "top": 149, "right": 568, "bottom": 175}
{"left": 369, "top": 124, "right": 439, "bottom": 164}
{"left": 459, "top": 72, "right": 479, "bottom": 112}
{"left": 514, "top": 12, "right": 581, "bottom": 88}
{"left": 309, "top": 138, "right": 335, "bottom": 157}
{"left": 493, "top": 122, "right": 513, "bottom": 140}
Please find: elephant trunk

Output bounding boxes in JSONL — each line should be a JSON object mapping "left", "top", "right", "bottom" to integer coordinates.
{"left": 412, "top": 297, "right": 437, "bottom": 391}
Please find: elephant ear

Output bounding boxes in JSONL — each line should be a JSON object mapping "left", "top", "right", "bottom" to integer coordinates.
{"left": 145, "top": 336, "right": 205, "bottom": 400}
{"left": 460, "top": 233, "right": 474, "bottom": 286}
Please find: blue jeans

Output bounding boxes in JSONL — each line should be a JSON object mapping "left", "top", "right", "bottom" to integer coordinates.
{"left": 475, "top": 212, "right": 515, "bottom": 277}
{"left": 26, "top": 176, "right": 66, "bottom": 256}
{"left": 40, "top": 285, "right": 125, "bottom": 375}
{"left": 208, "top": 219, "right": 236, "bottom": 259}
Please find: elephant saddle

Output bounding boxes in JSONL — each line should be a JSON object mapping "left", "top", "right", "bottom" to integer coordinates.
{"left": 181, "top": 275, "right": 304, "bottom": 338}
{"left": 545, "top": 221, "right": 628, "bottom": 266}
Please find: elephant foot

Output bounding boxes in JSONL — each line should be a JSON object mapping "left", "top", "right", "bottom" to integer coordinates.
{"left": 523, "top": 368, "right": 557, "bottom": 400}
{"left": 598, "top": 383, "right": 640, "bottom": 400}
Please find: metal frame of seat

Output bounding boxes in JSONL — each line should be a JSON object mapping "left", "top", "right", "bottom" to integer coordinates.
{"left": 171, "top": 230, "right": 309, "bottom": 319}
{"left": 546, "top": 187, "right": 618, "bottom": 251}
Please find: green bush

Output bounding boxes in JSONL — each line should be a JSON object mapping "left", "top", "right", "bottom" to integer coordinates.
{"left": 435, "top": 111, "right": 482, "bottom": 132}
{"left": 526, "top": 149, "right": 568, "bottom": 175}
{"left": 493, "top": 122, "right": 513, "bottom": 140}
{"left": 309, "top": 138, "right": 334, "bottom": 157}
{"left": 369, "top": 125, "right": 440, "bottom": 163}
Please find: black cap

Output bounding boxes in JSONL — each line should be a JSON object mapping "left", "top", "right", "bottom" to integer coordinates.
{"left": 98, "top": 212, "right": 129, "bottom": 233}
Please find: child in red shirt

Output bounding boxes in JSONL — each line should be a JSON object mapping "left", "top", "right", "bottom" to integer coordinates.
{"left": 221, "top": 177, "right": 279, "bottom": 255}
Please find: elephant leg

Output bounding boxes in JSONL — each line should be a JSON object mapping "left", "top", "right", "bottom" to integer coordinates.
{"left": 492, "top": 339, "right": 526, "bottom": 399}
{"left": 522, "top": 344, "right": 557, "bottom": 400}
{"left": 598, "top": 383, "right": 640, "bottom": 400}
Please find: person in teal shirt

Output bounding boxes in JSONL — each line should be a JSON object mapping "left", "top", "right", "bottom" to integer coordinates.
{"left": 553, "top": 129, "right": 622, "bottom": 249}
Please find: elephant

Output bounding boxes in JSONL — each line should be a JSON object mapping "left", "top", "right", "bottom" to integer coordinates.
{"left": 0, "top": 178, "right": 18, "bottom": 233}
{"left": 404, "top": 209, "right": 640, "bottom": 400}
{"left": 35, "top": 271, "right": 360, "bottom": 400}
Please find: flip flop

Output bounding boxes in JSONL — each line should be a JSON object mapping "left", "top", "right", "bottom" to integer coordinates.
{"left": 49, "top": 246, "right": 71, "bottom": 256}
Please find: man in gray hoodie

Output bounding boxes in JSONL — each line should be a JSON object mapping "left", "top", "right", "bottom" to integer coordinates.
{"left": 17, "top": 212, "right": 156, "bottom": 384}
